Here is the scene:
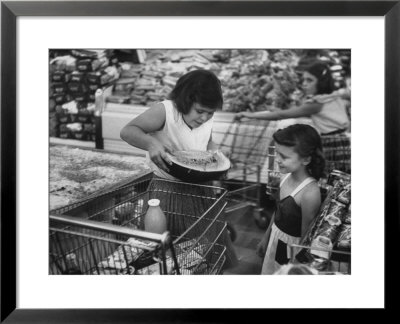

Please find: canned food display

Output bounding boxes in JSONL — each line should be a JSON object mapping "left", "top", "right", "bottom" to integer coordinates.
{"left": 326, "top": 199, "right": 348, "bottom": 222}
{"left": 336, "top": 224, "right": 351, "bottom": 251}
{"left": 293, "top": 172, "right": 352, "bottom": 274}
{"left": 327, "top": 169, "right": 351, "bottom": 187}
{"left": 330, "top": 180, "right": 345, "bottom": 200}
{"left": 337, "top": 183, "right": 351, "bottom": 205}
{"left": 342, "top": 204, "right": 351, "bottom": 224}
{"left": 327, "top": 170, "right": 351, "bottom": 203}
{"left": 315, "top": 215, "right": 342, "bottom": 245}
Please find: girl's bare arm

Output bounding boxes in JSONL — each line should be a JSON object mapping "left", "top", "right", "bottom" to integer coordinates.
{"left": 300, "top": 185, "right": 322, "bottom": 238}
{"left": 120, "top": 103, "right": 172, "bottom": 171}
{"left": 236, "top": 101, "right": 322, "bottom": 121}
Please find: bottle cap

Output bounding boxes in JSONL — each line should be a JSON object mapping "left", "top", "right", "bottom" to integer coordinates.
{"left": 148, "top": 199, "right": 160, "bottom": 207}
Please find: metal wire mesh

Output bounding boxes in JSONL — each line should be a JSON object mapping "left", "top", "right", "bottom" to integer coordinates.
{"left": 50, "top": 172, "right": 228, "bottom": 275}
{"left": 213, "top": 120, "right": 278, "bottom": 213}
{"left": 218, "top": 120, "right": 276, "bottom": 173}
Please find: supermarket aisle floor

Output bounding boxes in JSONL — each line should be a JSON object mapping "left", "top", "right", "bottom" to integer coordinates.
{"left": 223, "top": 208, "right": 268, "bottom": 275}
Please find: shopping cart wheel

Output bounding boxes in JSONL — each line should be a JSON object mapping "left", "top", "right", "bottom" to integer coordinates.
{"left": 226, "top": 222, "right": 237, "bottom": 242}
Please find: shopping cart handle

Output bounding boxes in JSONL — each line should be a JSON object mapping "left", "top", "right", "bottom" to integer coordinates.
{"left": 50, "top": 214, "right": 171, "bottom": 245}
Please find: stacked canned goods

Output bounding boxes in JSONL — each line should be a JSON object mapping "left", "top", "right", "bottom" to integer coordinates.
{"left": 328, "top": 170, "right": 351, "bottom": 253}
{"left": 297, "top": 170, "right": 351, "bottom": 272}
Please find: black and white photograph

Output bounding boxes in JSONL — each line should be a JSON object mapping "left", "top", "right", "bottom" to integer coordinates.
{"left": 49, "top": 48, "right": 352, "bottom": 276}
{"left": 2, "top": 1, "right": 397, "bottom": 318}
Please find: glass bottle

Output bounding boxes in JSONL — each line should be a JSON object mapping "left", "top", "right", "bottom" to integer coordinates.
{"left": 144, "top": 199, "right": 167, "bottom": 234}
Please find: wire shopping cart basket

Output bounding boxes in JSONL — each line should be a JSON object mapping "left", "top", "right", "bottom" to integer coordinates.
{"left": 50, "top": 172, "right": 228, "bottom": 275}
{"left": 214, "top": 119, "right": 278, "bottom": 218}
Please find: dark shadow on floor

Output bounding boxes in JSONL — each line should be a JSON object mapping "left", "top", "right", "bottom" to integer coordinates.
{"left": 223, "top": 207, "right": 272, "bottom": 275}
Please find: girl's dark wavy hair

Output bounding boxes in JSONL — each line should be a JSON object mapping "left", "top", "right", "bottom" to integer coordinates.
{"left": 273, "top": 124, "right": 326, "bottom": 180}
{"left": 304, "top": 60, "right": 335, "bottom": 95}
{"left": 169, "top": 69, "right": 223, "bottom": 114}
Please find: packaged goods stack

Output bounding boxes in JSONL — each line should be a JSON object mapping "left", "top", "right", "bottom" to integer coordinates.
{"left": 106, "top": 50, "right": 213, "bottom": 106}
{"left": 296, "top": 170, "right": 351, "bottom": 274}
{"left": 50, "top": 49, "right": 351, "bottom": 139}
{"left": 49, "top": 49, "right": 119, "bottom": 141}
{"left": 106, "top": 49, "right": 302, "bottom": 112}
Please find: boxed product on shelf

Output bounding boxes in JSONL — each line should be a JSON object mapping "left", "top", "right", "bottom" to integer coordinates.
{"left": 49, "top": 49, "right": 118, "bottom": 143}
{"left": 56, "top": 101, "right": 94, "bottom": 122}
{"left": 77, "top": 57, "right": 110, "bottom": 73}
{"left": 83, "top": 122, "right": 95, "bottom": 133}
{"left": 70, "top": 71, "right": 86, "bottom": 83}
{"left": 113, "top": 77, "right": 137, "bottom": 96}
{"left": 68, "top": 82, "right": 88, "bottom": 94}
{"left": 73, "top": 92, "right": 89, "bottom": 103}
{"left": 59, "top": 131, "right": 69, "bottom": 139}
{"left": 120, "top": 64, "right": 142, "bottom": 78}
{"left": 53, "top": 93, "right": 68, "bottom": 105}
{"left": 106, "top": 94, "right": 131, "bottom": 104}
{"left": 76, "top": 113, "right": 93, "bottom": 123}
{"left": 58, "top": 122, "right": 71, "bottom": 139}
{"left": 88, "top": 83, "right": 100, "bottom": 92}
{"left": 52, "top": 82, "right": 68, "bottom": 94}
{"left": 57, "top": 113, "right": 73, "bottom": 124}
{"left": 52, "top": 71, "right": 71, "bottom": 83}
{"left": 86, "top": 71, "right": 113, "bottom": 85}
{"left": 76, "top": 58, "right": 93, "bottom": 72}
{"left": 57, "top": 121, "right": 94, "bottom": 141}
{"left": 72, "top": 131, "right": 87, "bottom": 141}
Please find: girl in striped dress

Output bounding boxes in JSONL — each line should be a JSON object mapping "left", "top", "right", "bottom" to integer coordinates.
{"left": 256, "top": 124, "right": 325, "bottom": 274}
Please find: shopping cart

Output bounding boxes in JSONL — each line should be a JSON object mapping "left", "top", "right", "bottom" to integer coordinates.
{"left": 50, "top": 172, "right": 228, "bottom": 275}
{"left": 214, "top": 119, "right": 278, "bottom": 222}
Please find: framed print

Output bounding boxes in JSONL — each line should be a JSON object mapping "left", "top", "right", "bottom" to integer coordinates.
{"left": 1, "top": 0, "right": 399, "bottom": 322}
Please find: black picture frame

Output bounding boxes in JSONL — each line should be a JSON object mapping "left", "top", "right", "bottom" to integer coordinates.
{"left": 1, "top": 0, "right": 398, "bottom": 322}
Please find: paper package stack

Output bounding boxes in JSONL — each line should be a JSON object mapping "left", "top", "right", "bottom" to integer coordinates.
{"left": 108, "top": 49, "right": 302, "bottom": 112}
{"left": 49, "top": 49, "right": 119, "bottom": 141}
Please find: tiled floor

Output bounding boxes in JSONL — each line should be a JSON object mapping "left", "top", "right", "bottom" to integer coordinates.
{"left": 223, "top": 207, "right": 271, "bottom": 275}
